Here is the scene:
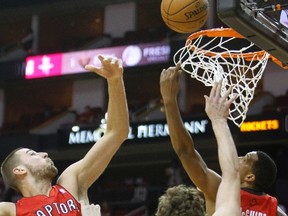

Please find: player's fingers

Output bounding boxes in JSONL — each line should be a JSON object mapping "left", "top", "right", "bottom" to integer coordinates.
{"left": 176, "top": 63, "right": 183, "bottom": 75}
{"left": 160, "top": 68, "right": 167, "bottom": 80}
{"left": 110, "top": 57, "right": 117, "bottom": 64}
{"left": 176, "top": 67, "right": 182, "bottom": 75}
{"left": 209, "top": 82, "right": 217, "bottom": 98}
{"left": 226, "top": 93, "right": 237, "bottom": 107}
{"left": 215, "top": 79, "right": 222, "bottom": 98}
{"left": 116, "top": 58, "right": 123, "bottom": 68}
{"left": 98, "top": 55, "right": 105, "bottom": 62}
{"left": 100, "top": 55, "right": 114, "bottom": 65}
{"left": 175, "top": 63, "right": 181, "bottom": 71}
{"left": 222, "top": 85, "right": 232, "bottom": 101}
{"left": 172, "top": 67, "right": 179, "bottom": 77}
{"left": 84, "top": 64, "right": 96, "bottom": 72}
{"left": 165, "top": 66, "right": 175, "bottom": 78}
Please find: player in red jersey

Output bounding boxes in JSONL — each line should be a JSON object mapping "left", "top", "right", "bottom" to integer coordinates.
{"left": 0, "top": 55, "right": 129, "bottom": 216}
{"left": 159, "top": 64, "right": 286, "bottom": 216}
{"left": 241, "top": 189, "right": 278, "bottom": 216}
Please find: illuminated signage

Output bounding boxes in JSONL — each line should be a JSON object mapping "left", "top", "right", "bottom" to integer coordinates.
{"left": 25, "top": 42, "right": 171, "bottom": 79}
{"left": 240, "top": 119, "right": 280, "bottom": 132}
{"left": 57, "top": 114, "right": 288, "bottom": 147}
{"left": 64, "top": 119, "right": 209, "bottom": 145}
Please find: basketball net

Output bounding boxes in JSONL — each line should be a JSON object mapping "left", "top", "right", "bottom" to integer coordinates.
{"left": 174, "top": 28, "right": 270, "bottom": 127}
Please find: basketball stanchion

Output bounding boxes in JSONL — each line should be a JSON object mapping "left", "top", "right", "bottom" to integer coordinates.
{"left": 174, "top": 28, "right": 270, "bottom": 127}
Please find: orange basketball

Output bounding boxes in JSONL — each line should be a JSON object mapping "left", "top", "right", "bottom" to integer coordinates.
{"left": 161, "top": 0, "right": 209, "bottom": 33}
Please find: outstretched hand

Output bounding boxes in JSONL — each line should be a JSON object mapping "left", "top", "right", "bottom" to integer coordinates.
{"left": 80, "top": 201, "right": 101, "bottom": 216}
{"left": 204, "top": 80, "right": 237, "bottom": 122}
{"left": 85, "top": 55, "right": 123, "bottom": 79}
{"left": 160, "top": 63, "right": 182, "bottom": 103}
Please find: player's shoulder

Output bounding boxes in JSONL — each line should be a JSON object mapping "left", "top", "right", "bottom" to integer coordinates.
{"left": 0, "top": 202, "right": 16, "bottom": 216}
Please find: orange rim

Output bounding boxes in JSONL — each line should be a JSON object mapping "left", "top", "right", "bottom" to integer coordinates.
{"left": 187, "top": 28, "right": 245, "bottom": 40}
{"left": 270, "top": 55, "right": 288, "bottom": 69}
{"left": 186, "top": 28, "right": 268, "bottom": 61}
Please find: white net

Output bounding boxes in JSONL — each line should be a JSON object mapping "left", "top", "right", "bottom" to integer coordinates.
{"left": 174, "top": 28, "right": 270, "bottom": 127}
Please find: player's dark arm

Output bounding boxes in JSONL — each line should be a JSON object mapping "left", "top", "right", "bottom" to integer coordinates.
{"left": 160, "top": 65, "right": 221, "bottom": 215}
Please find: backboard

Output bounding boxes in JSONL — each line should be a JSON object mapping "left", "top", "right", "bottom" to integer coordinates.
{"left": 217, "top": 0, "right": 288, "bottom": 68}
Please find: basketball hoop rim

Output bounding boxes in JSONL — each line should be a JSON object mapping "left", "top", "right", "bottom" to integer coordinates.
{"left": 270, "top": 55, "right": 288, "bottom": 69}
{"left": 186, "top": 28, "right": 268, "bottom": 61}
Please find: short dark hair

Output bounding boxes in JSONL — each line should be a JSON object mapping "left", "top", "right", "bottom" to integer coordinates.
{"left": 155, "top": 184, "right": 205, "bottom": 216}
{"left": 253, "top": 151, "right": 277, "bottom": 191}
{"left": 1, "top": 148, "right": 23, "bottom": 191}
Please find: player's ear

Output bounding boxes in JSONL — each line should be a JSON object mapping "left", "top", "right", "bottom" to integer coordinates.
{"left": 244, "top": 173, "right": 255, "bottom": 183}
{"left": 13, "top": 166, "right": 27, "bottom": 176}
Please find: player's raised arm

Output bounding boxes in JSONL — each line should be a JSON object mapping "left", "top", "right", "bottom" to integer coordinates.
{"left": 204, "top": 81, "right": 240, "bottom": 216}
{"left": 160, "top": 64, "right": 221, "bottom": 215}
{"left": 57, "top": 55, "right": 129, "bottom": 200}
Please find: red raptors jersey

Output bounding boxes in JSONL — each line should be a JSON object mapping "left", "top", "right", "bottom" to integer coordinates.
{"left": 241, "top": 188, "right": 278, "bottom": 216}
{"left": 16, "top": 185, "right": 81, "bottom": 216}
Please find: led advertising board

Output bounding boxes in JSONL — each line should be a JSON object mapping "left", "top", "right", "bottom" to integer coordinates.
{"left": 25, "top": 42, "right": 171, "bottom": 79}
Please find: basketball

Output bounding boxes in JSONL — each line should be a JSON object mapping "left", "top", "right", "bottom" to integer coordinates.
{"left": 161, "top": 0, "right": 209, "bottom": 33}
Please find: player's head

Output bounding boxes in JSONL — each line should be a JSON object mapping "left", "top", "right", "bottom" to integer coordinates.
{"left": 1, "top": 148, "right": 58, "bottom": 191}
{"left": 239, "top": 151, "right": 277, "bottom": 191}
{"left": 155, "top": 184, "right": 205, "bottom": 216}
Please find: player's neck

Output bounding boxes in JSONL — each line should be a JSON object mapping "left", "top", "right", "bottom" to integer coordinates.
{"left": 19, "top": 179, "right": 53, "bottom": 197}
{"left": 241, "top": 187, "right": 265, "bottom": 195}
